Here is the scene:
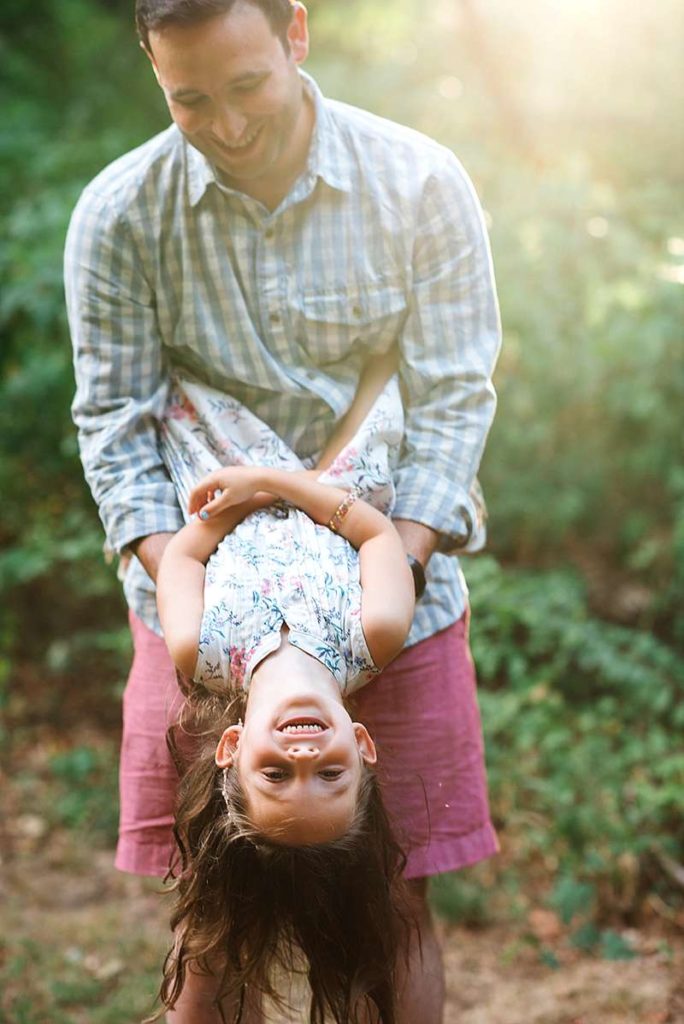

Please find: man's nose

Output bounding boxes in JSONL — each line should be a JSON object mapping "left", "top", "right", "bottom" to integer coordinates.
{"left": 212, "top": 106, "right": 248, "bottom": 144}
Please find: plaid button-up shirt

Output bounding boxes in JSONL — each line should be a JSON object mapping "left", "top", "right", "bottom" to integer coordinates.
{"left": 65, "top": 73, "right": 501, "bottom": 646}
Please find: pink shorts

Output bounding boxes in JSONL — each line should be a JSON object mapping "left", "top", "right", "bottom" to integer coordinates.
{"left": 116, "top": 611, "right": 498, "bottom": 880}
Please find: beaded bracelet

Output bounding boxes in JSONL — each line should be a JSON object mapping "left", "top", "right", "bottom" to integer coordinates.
{"left": 328, "top": 486, "right": 362, "bottom": 533}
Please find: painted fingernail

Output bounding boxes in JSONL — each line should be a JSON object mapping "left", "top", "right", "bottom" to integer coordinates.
{"left": 200, "top": 510, "right": 209, "bottom": 520}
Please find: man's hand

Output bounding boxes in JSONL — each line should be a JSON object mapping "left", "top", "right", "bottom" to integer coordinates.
{"left": 129, "top": 532, "right": 176, "bottom": 584}
{"left": 392, "top": 519, "right": 439, "bottom": 569}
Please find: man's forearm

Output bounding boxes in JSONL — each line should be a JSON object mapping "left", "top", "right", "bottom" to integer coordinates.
{"left": 392, "top": 519, "right": 439, "bottom": 567}
{"left": 394, "top": 150, "right": 500, "bottom": 558}
{"left": 129, "top": 532, "right": 176, "bottom": 584}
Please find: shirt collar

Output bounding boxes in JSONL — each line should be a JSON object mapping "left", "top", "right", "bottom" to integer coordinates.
{"left": 186, "top": 136, "right": 217, "bottom": 206}
{"left": 185, "top": 70, "right": 352, "bottom": 207}
{"left": 300, "top": 71, "right": 352, "bottom": 194}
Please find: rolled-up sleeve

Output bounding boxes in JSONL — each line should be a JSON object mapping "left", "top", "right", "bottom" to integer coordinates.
{"left": 64, "top": 188, "right": 183, "bottom": 553}
{"left": 394, "top": 152, "right": 501, "bottom": 553}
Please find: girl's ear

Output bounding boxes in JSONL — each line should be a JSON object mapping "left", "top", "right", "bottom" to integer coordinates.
{"left": 353, "top": 723, "right": 377, "bottom": 766}
{"left": 215, "top": 724, "right": 243, "bottom": 767}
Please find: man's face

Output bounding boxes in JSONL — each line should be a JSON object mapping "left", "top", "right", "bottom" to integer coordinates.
{"left": 147, "top": 2, "right": 310, "bottom": 193}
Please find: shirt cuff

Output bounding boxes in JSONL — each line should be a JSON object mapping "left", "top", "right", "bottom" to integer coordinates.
{"left": 393, "top": 466, "right": 487, "bottom": 555}
{"left": 103, "top": 497, "right": 185, "bottom": 557}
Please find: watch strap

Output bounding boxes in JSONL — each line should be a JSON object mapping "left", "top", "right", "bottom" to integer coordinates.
{"left": 406, "top": 554, "right": 427, "bottom": 600}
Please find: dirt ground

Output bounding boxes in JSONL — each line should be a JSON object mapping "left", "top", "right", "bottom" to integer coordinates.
{"left": 440, "top": 927, "right": 683, "bottom": 1024}
{"left": 2, "top": 831, "right": 682, "bottom": 1024}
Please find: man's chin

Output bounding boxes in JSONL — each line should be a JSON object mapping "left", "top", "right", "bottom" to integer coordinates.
{"left": 184, "top": 134, "right": 262, "bottom": 181}
{"left": 212, "top": 131, "right": 273, "bottom": 181}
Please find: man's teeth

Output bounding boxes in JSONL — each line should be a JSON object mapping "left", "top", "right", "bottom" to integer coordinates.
{"left": 224, "top": 128, "right": 260, "bottom": 150}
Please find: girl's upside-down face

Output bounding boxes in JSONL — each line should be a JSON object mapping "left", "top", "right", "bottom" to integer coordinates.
{"left": 215, "top": 640, "right": 377, "bottom": 845}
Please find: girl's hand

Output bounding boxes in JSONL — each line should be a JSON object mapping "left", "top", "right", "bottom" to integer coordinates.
{"left": 188, "top": 467, "right": 264, "bottom": 519}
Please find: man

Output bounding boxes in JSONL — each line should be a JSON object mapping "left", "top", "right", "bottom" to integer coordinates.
{"left": 65, "top": 1, "right": 501, "bottom": 1019}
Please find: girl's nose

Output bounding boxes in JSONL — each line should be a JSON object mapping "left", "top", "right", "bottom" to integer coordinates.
{"left": 286, "top": 744, "right": 319, "bottom": 760}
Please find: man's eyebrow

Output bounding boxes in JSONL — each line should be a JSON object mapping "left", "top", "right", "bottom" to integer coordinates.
{"left": 169, "top": 71, "right": 269, "bottom": 100}
{"left": 169, "top": 88, "right": 205, "bottom": 100}
{"left": 229, "top": 70, "right": 270, "bottom": 85}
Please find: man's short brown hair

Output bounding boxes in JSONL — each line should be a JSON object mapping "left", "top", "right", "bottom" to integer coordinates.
{"left": 136, "top": 0, "right": 295, "bottom": 52}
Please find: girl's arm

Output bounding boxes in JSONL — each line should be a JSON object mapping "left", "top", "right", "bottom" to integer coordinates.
{"left": 189, "top": 468, "right": 415, "bottom": 668}
{"left": 356, "top": 521, "right": 415, "bottom": 668}
{"left": 156, "top": 493, "right": 273, "bottom": 679}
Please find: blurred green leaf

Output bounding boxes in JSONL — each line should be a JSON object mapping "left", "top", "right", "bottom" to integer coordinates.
{"left": 549, "top": 878, "right": 596, "bottom": 926}
{"left": 599, "top": 930, "right": 637, "bottom": 961}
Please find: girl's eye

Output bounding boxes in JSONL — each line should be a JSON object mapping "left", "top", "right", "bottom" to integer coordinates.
{"left": 319, "top": 770, "right": 343, "bottom": 780}
{"left": 263, "top": 768, "right": 288, "bottom": 781}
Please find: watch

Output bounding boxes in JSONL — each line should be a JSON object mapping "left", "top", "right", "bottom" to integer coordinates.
{"left": 406, "top": 554, "right": 427, "bottom": 600}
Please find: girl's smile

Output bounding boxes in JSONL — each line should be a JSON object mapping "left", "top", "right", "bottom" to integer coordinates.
{"left": 277, "top": 717, "right": 327, "bottom": 733}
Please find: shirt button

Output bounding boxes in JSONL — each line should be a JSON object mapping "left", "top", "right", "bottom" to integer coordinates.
{"left": 352, "top": 304, "right": 362, "bottom": 318}
{"left": 265, "top": 227, "right": 275, "bottom": 240}
{"left": 269, "top": 311, "right": 281, "bottom": 324}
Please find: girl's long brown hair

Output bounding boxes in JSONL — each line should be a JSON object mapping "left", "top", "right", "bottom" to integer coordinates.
{"left": 152, "top": 683, "right": 415, "bottom": 1024}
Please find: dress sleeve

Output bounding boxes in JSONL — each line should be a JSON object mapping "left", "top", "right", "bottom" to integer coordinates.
{"left": 65, "top": 187, "right": 184, "bottom": 553}
{"left": 393, "top": 151, "right": 502, "bottom": 553}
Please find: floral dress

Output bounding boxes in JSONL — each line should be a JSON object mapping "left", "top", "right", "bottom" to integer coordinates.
{"left": 160, "top": 376, "right": 403, "bottom": 695}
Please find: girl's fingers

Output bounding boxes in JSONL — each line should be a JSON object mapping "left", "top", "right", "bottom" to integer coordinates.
{"left": 188, "top": 485, "right": 205, "bottom": 512}
{"left": 198, "top": 490, "right": 234, "bottom": 520}
{"left": 189, "top": 467, "right": 254, "bottom": 515}
{"left": 188, "top": 476, "right": 222, "bottom": 513}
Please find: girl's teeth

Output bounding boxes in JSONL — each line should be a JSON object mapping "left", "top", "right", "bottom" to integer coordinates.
{"left": 282, "top": 724, "right": 323, "bottom": 732}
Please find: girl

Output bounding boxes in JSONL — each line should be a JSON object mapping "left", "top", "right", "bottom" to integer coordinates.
{"left": 154, "top": 353, "right": 416, "bottom": 1023}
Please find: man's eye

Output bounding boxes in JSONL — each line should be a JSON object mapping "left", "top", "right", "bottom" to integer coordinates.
{"left": 176, "top": 96, "right": 205, "bottom": 108}
{"left": 234, "top": 78, "right": 265, "bottom": 94}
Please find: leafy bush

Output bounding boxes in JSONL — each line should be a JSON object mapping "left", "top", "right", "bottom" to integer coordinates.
{"left": 483, "top": 170, "right": 684, "bottom": 643}
{"left": 0, "top": 0, "right": 161, "bottom": 674}
{"left": 47, "top": 745, "right": 119, "bottom": 841}
{"left": 462, "top": 558, "right": 682, "bottom": 914}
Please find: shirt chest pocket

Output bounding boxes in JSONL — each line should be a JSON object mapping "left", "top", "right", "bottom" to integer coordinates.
{"left": 290, "top": 285, "right": 407, "bottom": 365}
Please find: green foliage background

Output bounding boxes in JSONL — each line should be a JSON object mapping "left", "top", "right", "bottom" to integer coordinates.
{"left": 1, "top": 0, "right": 683, "bottom": 936}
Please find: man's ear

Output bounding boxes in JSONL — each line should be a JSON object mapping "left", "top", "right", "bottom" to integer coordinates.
{"left": 287, "top": 2, "right": 309, "bottom": 64}
{"left": 215, "top": 724, "right": 243, "bottom": 767}
{"left": 353, "top": 723, "right": 377, "bottom": 766}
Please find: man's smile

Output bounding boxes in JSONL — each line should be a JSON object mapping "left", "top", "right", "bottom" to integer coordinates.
{"left": 210, "top": 123, "right": 264, "bottom": 154}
